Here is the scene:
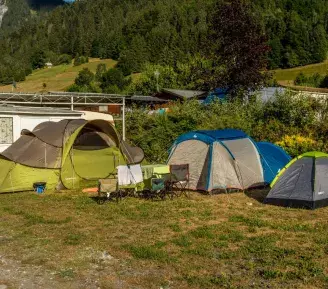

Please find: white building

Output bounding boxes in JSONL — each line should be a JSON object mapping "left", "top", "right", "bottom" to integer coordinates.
{"left": 0, "top": 106, "right": 115, "bottom": 152}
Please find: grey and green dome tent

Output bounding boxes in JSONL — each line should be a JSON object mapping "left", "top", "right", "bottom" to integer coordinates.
{"left": 0, "top": 119, "right": 144, "bottom": 193}
{"left": 265, "top": 152, "right": 328, "bottom": 209}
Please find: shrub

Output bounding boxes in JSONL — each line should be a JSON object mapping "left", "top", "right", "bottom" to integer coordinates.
{"left": 55, "top": 54, "right": 72, "bottom": 65}
{"left": 74, "top": 56, "right": 89, "bottom": 66}
{"left": 275, "top": 135, "right": 322, "bottom": 157}
{"left": 121, "top": 90, "right": 328, "bottom": 163}
{"left": 294, "top": 72, "right": 307, "bottom": 85}
{"left": 75, "top": 68, "right": 94, "bottom": 86}
{"left": 100, "top": 68, "right": 131, "bottom": 92}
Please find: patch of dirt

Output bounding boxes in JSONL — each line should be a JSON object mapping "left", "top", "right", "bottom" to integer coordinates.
{"left": 0, "top": 250, "right": 117, "bottom": 289}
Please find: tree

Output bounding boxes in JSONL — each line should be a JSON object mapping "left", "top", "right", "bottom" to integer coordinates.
{"left": 116, "top": 35, "right": 149, "bottom": 76}
{"left": 75, "top": 68, "right": 94, "bottom": 86}
{"left": 95, "top": 63, "right": 107, "bottom": 81}
{"left": 30, "top": 50, "right": 46, "bottom": 69}
{"left": 202, "top": 0, "right": 270, "bottom": 98}
{"left": 132, "top": 63, "right": 178, "bottom": 95}
{"left": 100, "top": 68, "right": 130, "bottom": 92}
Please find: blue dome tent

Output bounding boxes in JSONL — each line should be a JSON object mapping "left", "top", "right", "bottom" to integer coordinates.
{"left": 168, "top": 129, "right": 290, "bottom": 192}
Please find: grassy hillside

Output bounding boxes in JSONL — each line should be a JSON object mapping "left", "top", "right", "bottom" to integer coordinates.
{"left": 0, "top": 58, "right": 116, "bottom": 93}
{"left": 0, "top": 190, "right": 328, "bottom": 288}
{"left": 273, "top": 60, "right": 328, "bottom": 86}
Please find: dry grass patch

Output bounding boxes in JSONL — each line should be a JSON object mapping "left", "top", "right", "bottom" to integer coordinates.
{"left": 0, "top": 190, "right": 328, "bottom": 288}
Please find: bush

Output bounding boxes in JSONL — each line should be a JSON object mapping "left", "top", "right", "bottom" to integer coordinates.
{"left": 100, "top": 68, "right": 131, "bottom": 92}
{"left": 294, "top": 72, "right": 307, "bottom": 85}
{"left": 74, "top": 56, "right": 89, "bottom": 66}
{"left": 75, "top": 68, "right": 94, "bottom": 86}
{"left": 55, "top": 54, "right": 72, "bottom": 65}
{"left": 294, "top": 72, "right": 324, "bottom": 88}
{"left": 121, "top": 91, "right": 328, "bottom": 163}
{"left": 320, "top": 74, "right": 328, "bottom": 88}
{"left": 95, "top": 63, "right": 107, "bottom": 81}
{"left": 275, "top": 135, "right": 322, "bottom": 157}
{"left": 30, "top": 50, "right": 46, "bottom": 69}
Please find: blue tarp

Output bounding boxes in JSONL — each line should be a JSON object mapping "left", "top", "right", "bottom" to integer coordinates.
{"left": 257, "top": 142, "right": 291, "bottom": 184}
{"left": 203, "top": 88, "right": 229, "bottom": 104}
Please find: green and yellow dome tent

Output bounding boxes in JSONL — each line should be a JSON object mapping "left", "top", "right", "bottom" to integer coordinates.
{"left": 265, "top": 152, "right": 328, "bottom": 209}
{"left": 0, "top": 119, "right": 144, "bottom": 193}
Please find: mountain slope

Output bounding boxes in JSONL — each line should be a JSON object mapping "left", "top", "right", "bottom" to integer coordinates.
{"left": 0, "top": 0, "right": 8, "bottom": 27}
{"left": 0, "top": 0, "right": 65, "bottom": 33}
{"left": 0, "top": 58, "right": 116, "bottom": 92}
{"left": 1, "top": 0, "right": 328, "bottom": 87}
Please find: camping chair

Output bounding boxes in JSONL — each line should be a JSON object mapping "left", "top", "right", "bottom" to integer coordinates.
{"left": 166, "top": 164, "right": 190, "bottom": 198}
{"left": 97, "top": 178, "right": 123, "bottom": 204}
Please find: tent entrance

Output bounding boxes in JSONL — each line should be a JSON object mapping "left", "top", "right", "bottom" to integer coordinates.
{"left": 70, "top": 147, "right": 123, "bottom": 180}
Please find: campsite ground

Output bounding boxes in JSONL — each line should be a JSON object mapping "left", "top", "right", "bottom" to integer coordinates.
{"left": 0, "top": 190, "right": 327, "bottom": 289}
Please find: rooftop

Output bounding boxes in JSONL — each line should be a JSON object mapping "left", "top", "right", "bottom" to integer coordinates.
{"left": 0, "top": 105, "right": 82, "bottom": 116}
{"left": 160, "top": 88, "right": 208, "bottom": 99}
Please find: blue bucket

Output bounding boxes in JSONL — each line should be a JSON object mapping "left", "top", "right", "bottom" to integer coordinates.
{"left": 33, "top": 182, "right": 46, "bottom": 194}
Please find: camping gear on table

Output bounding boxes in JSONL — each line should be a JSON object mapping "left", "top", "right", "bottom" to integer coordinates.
{"left": 97, "top": 164, "right": 168, "bottom": 202}
{"left": 0, "top": 119, "right": 144, "bottom": 193}
{"left": 168, "top": 129, "right": 290, "bottom": 192}
{"left": 265, "top": 152, "right": 328, "bottom": 209}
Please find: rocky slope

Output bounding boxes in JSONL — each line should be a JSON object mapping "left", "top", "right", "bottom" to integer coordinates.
{"left": 0, "top": 0, "right": 8, "bottom": 27}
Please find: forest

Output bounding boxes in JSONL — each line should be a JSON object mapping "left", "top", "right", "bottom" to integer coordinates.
{"left": 1, "top": 0, "right": 328, "bottom": 90}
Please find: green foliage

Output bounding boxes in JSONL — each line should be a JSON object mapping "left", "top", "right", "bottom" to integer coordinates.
{"left": 100, "top": 68, "right": 131, "bottom": 93}
{"left": 30, "top": 50, "right": 46, "bottom": 69}
{"left": 55, "top": 54, "right": 72, "bottom": 65}
{"left": 2, "top": 0, "right": 328, "bottom": 85}
{"left": 68, "top": 67, "right": 100, "bottom": 93}
{"left": 124, "top": 91, "right": 328, "bottom": 162}
{"left": 73, "top": 56, "right": 89, "bottom": 67}
{"left": 116, "top": 35, "right": 149, "bottom": 76}
{"left": 95, "top": 63, "right": 107, "bottom": 81}
{"left": 294, "top": 72, "right": 324, "bottom": 87}
{"left": 132, "top": 63, "right": 178, "bottom": 95}
{"left": 74, "top": 68, "right": 94, "bottom": 86}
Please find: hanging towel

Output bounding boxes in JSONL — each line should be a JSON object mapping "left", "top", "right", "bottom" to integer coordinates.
{"left": 117, "top": 165, "right": 143, "bottom": 185}
{"left": 129, "top": 164, "right": 143, "bottom": 184}
{"left": 117, "top": 165, "right": 131, "bottom": 185}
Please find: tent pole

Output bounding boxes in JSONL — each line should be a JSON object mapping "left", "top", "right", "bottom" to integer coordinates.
{"left": 122, "top": 97, "right": 126, "bottom": 141}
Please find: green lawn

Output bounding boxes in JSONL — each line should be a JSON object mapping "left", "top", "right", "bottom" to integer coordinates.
{"left": 0, "top": 190, "right": 327, "bottom": 288}
{"left": 0, "top": 58, "right": 116, "bottom": 93}
{"left": 273, "top": 60, "right": 328, "bottom": 84}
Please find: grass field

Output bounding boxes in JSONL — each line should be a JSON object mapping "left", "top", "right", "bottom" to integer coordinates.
{"left": 0, "top": 190, "right": 328, "bottom": 289}
{"left": 0, "top": 58, "right": 116, "bottom": 93}
{"left": 273, "top": 60, "right": 328, "bottom": 86}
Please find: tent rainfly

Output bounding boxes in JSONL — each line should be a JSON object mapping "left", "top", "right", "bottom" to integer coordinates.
{"left": 265, "top": 152, "right": 328, "bottom": 209}
{"left": 0, "top": 119, "right": 144, "bottom": 193}
{"left": 167, "top": 129, "right": 290, "bottom": 192}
